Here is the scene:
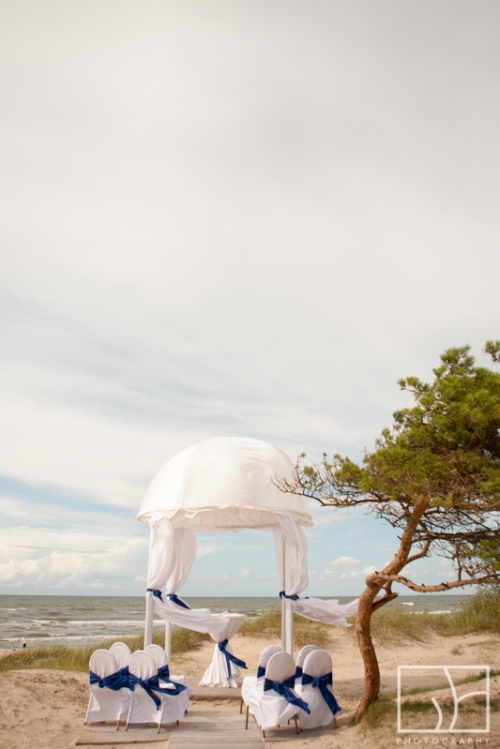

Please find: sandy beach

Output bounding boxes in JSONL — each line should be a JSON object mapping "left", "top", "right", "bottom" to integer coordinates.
{"left": 0, "top": 629, "right": 498, "bottom": 749}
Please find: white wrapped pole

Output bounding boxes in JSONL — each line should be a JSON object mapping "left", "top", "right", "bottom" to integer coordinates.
{"left": 285, "top": 597, "right": 294, "bottom": 656}
{"left": 281, "top": 538, "right": 286, "bottom": 651}
{"left": 144, "top": 590, "right": 154, "bottom": 647}
{"left": 165, "top": 620, "right": 172, "bottom": 662}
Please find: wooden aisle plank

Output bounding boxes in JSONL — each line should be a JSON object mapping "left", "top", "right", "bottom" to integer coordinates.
{"left": 168, "top": 708, "right": 263, "bottom": 749}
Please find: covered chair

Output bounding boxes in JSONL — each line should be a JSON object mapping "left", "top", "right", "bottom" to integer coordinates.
{"left": 85, "top": 649, "right": 130, "bottom": 727}
{"left": 125, "top": 651, "right": 185, "bottom": 732}
{"left": 109, "top": 642, "right": 131, "bottom": 670}
{"left": 296, "top": 650, "right": 340, "bottom": 730}
{"left": 294, "top": 644, "right": 318, "bottom": 682}
{"left": 240, "top": 644, "right": 283, "bottom": 713}
{"left": 145, "top": 644, "right": 192, "bottom": 711}
{"left": 243, "top": 651, "right": 310, "bottom": 737}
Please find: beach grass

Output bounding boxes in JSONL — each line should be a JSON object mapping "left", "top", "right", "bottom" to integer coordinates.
{"left": 239, "top": 608, "right": 330, "bottom": 648}
{"left": 0, "top": 627, "right": 210, "bottom": 673}
{"left": 355, "top": 587, "right": 500, "bottom": 645}
{"left": 444, "top": 587, "right": 500, "bottom": 635}
{"left": 368, "top": 606, "right": 449, "bottom": 643}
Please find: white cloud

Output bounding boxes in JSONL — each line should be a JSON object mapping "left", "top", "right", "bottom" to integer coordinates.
{"left": 240, "top": 566, "right": 251, "bottom": 577}
{"left": 0, "top": 2, "right": 498, "bottom": 596}
{"left": 339, "top": 565, "right": 377, "bottom": 580}
{"left": 329, "top": 556, "right": 361, "bottom": 567}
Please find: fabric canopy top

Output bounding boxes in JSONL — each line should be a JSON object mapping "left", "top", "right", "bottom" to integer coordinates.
{"left": 137, "top": 436, "right": 312, "bottom": 532}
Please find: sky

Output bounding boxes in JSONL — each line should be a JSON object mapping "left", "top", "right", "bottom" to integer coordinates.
{"left": 1, "top": 0, "right": 499, "bottom": 598}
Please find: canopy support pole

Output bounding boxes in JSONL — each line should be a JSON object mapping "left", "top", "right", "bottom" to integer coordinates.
{"left": 144, "top": 590, "right": 154, "bottom": 648}
{"left": 165, "top": 620, "right": 172, "bottom": 662}
{"left": 285, "top": 597, "right": 294, "bottom": 656}
{"left": 281, "top": 539, "right": 286, "bottom": 651}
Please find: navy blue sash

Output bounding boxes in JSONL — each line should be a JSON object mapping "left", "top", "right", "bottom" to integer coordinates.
{"left": 127, "top": 673, "right": 162, "bottom": 709}
{"left": 147, "top": 673, "right": 187, "bottom": 696}
{"left": 279, "top": 591, "right": 300, "bottom": 600}
{"left": 301, "top": 672, "right": 341, "bottom": 715}
{"left": 217, "top": 639, "right": 247, "bottom": 678}
{"left": 89, "top": 667, "right": 130, "bottom": 690}
{"left": 147, "top": 588, "right": 164, "bottom": 602}
{"left": 167, "top": 594, "right": 191, "bottom": 609}
{"left": 295, "top": 666, "right": 303, "bottom": 679}
{"left": 257, "top": 666, "right": 266, "bottom": 679}
{"left": 158, "top": 664, "right": 170, "bottom": 680}
{"left": 263, "top": 675, "right": 310, "bottom": 714}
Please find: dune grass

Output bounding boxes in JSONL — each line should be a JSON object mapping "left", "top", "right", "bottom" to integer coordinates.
{"left": 0, "top": 627, "right": 210, "bottom": 674}
{"left": 355, "top": 587, "right": 500, "bottom": 645}
{"left": 367, "top": 606, "right": 450, "bottom": 644}
{"left": 239, "top": 608, "right": 330, "bottom": 648}
{"left": 445, "top": 587, "right": 500, "bottom": 635}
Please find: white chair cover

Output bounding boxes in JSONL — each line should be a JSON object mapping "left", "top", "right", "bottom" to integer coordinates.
{"left": 109, "top": 642, "right": 131, "bottom": 669}
{"left": 125, "top": 651, "right": 185, "bottom": 728}
{"left": 145, "top": 644, "right": 192, "bottom": 711}
{"left": 86, "top": 649, "right": 130, "bottom": 724}
{"left": 241, "top": 645, "right": 283, "bottom": 708}
{"left": 245, "top": 651, "right": 309, "bottom": 731}
{"left": 294, "top": 645, "right": 317, "bottom": 682}
{"left": 296, "top": 649, "right": 340, "bottom": 729}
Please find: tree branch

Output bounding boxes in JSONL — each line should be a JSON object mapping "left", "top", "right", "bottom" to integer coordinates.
{"left": 368, "top": 573, "right": 500, "bottom": 593}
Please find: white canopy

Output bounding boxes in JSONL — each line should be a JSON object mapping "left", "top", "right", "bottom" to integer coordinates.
{"left": 138, "top": 436, "right": 357, "bottom": 686}
{"left": 137, "top": 436, "right": 312, "bottom": 531}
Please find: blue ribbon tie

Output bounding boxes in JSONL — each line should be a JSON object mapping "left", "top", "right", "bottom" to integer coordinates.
{"left": 279, "top": 591, "right": 300, "bottom": 600}
{"left": 167, "top": 594, "right": 191, "bottom": 609}
{"left": 90, "top": 667, "right": 130, "bottom": 691}
{"left": 217, "top": 638, "right": 247, "bottom": 678}
{"left": 158, "top": 664, "right": 170, "bottom": 680}
{"left": 263, "top": 676, "right": 310, "bottom": 714}
{"left": 295, "top": 666, "right": 303, "bottom": 679}
{"left": 127, "top": 673, "right": 163, "bottom": 710}
{"left": 257, "top": 666, "right": 266, "bottom": 679}
{"left": 301, "top": 671, "right": 341, "bottom": 715}
{"left": 148, "top": 673, "right": 187, "bottom": 696}
{"left": 147, "top": 588, "right": 164, "bottom": 602}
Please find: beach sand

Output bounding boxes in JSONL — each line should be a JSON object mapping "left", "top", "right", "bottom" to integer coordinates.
{"left": 0, "top": 630, "right": 498, "bottom": 749}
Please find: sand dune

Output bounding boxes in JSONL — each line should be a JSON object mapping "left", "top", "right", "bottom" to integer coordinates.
{"left": 0, "top": 630, "right": 498, "bottom": 749}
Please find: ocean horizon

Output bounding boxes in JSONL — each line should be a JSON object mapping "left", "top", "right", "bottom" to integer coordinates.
{"left": 0, "top": 593, "right": 471, "bottom": 650}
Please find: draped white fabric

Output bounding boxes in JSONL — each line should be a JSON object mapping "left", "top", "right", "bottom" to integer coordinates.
{"left": 146, "top": 516, "right": 196, "bottom": 593}
{"left": 198, "top": 613, "right": 247, "bottom": 688}
{"left": 273, "top": 516, "right": 309, "bottom": 595}
{"left": 145, "top": 515, "right": 246, "bottom": 687}
{"left": 274, "top": 516, "right": 358, "bottom": 627}
{"left": 292, "top": 596, "right": 358, "bottom": 626}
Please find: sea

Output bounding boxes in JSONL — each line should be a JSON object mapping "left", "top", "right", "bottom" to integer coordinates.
{"left": 0, "top": 594, "right": 470, "bottom": 651}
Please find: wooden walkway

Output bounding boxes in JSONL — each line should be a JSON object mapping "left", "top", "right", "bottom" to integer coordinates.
{"left": 168, "top": 708, "right": 263, "bottom": 749}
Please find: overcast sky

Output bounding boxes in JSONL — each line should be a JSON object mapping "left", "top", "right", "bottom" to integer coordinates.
{"left": 1, "top": 0, "right": 499, "bottom": 598}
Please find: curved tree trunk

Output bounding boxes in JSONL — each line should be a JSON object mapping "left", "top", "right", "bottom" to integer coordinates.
{"left": 354, "top": 583, "right": 382, "bottom": 721}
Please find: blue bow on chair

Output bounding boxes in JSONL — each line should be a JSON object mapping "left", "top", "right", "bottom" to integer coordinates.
{"left": 263, "top": 676, "right": 310, "bottom": 714}
{"left": 147, "top": 673, "right": 187, "bottom": 696}
{"left": 89, "top": 667, "right": 130, "bottom": 691}
{"left": 126, "top": 673, "right": 163, "bottom": 709}
{"left": 217, "top": 639, "right": 247, "bottom": 678}
{"left": 301, "top": 672, "right": 341, "bottom": 715}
